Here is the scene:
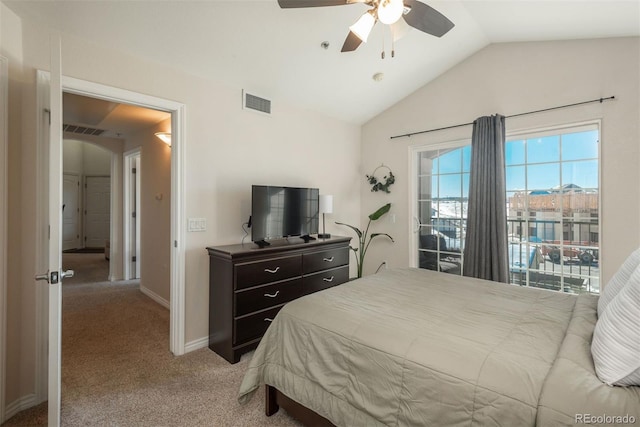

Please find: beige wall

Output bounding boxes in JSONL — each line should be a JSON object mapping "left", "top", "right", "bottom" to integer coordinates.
{"left": 2, "top": 7, "right": 362, "bottom": 411}
{"left": 1, "top": 1, "right": 31, "bottom": 409}
{"left": 63, "top": 138, "right": 111, "bottom": 176}
{"left": 361, "top": 38, "right": 640, "bottom": 281}
{"left": 124, "top": 119, "right": 172, "bottom": 303}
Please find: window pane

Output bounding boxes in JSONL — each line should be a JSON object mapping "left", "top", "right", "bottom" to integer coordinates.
{"left": 439, "top": 149, "right": 462, "bottom": 174}
{"left": 437, "top": 200, "right": 464, "bottom": 220}
{"left": 506, "top": 166, "right": 525, "bottom": 191}
{"left": 507, "top": 191, "right": 524, "bottom": 219}
{"left": 462, "top": 173, "right": 470, "bottom": 198}
{"left": 505, "top": 139, "right": 525, "bottom": 165}
{"left": 439, "top": 174, "right": 462, "bottom": 198}
{"left": 419, "top": 152, "right": 438, "bottom": 175}
{"left": 418, "top": 176, "right": 435, "bottom": 199}
{"left": 462, "top": 145, "right": 471, "bottom": 172}
{"left": 527, "top": 135, "right": 560, "bottom": 164}
{"left": 562, "top": 161, "right": 598, "bottom": 188}
{"left": 527, "top": 163, "right": 560, "bottom": 191}
{"left": 562, "top": 130, "right": 598, "bottom": 161}
{"left": 418, "top": 201, "right": 436, "bottom": 225}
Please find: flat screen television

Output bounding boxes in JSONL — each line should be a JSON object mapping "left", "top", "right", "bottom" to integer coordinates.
{"left": 251, "top": 185, "right": 319, "bottom": 247}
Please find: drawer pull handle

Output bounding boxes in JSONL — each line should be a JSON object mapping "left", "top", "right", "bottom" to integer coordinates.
{"left": 264, "top": 291, "right": 280, "bottom": 298}
{"left": 264, "top": 267, "right": 280, "bottom": 274}
{"left": 323, "top": 276, "right": 334, "bottom": 282}
{"left": 264, "top": 318, "right": 274, "bottom": 323}
{"left": 323, "top": 257, "right": 334, "bottom": 262}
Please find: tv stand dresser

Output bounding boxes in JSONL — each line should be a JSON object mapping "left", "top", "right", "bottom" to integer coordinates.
{"left": 207, "top": 235, "right": 351, "bottom": 363}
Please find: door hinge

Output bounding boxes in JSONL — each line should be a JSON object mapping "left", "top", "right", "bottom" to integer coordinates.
{"left": 132, "top": 167, "right": 137, "bottom": 174}
{"left": 132, "top": 212, "right": 136, "bottom": 218}
{"left": 132, "top": 256, "right": 137, "bottom": 262}
{"left": 174, "top": 240, "right": 177, "bottom": 248}
{"left": 44, "top": 108, "right": 51, "bottom": 125}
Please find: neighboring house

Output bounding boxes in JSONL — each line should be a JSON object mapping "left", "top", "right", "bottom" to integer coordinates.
{"left": 1, "top": 0, "right": 639, "bottom": 423}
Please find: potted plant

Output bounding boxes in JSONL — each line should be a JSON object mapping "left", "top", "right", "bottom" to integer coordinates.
{"left": 336, "top": 203, "right": 394, "bottom": 278}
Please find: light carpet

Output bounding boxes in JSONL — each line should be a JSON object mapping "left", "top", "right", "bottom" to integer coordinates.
{"left": 3, "top": 253, "right": 299, "bottom": 426}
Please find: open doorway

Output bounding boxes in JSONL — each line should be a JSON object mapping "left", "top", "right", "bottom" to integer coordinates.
{"left": 60, "top": 92, "right": 172, "bottom": 420}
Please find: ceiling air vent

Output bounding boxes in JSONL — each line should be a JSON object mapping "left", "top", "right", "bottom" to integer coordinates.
{"left": 63, "top": 123, "right": 105, "bottom": 136}
{"left": 242, "top": 90, "right": 271, "bottom": 115}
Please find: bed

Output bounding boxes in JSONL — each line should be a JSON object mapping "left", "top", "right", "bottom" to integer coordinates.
{"left": 238, "top": 268, "right": 640, "bottom": 426}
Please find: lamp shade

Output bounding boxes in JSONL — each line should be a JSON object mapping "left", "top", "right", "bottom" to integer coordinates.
{"left": 319, "top": 195, "right": 333, "bottom": 214}
{"left": 377, "top": 0, "right": 404, "bottom": 25}
{"left": 349, "top": 11, "right": 376, "bottom": 43}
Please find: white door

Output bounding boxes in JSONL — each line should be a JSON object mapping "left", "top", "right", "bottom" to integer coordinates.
{"left": 62, "top": 173, "right": 80, "bottom": 250}
{"left": 84, "top": 176, "right": 111, "bottom": 248}
{"left": 36, "top": 34, "right": 66, "bottom": 427}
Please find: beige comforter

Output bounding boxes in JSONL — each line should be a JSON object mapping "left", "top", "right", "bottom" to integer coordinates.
{"left": 238, "top": 268, "right": 640, "bottom": 426}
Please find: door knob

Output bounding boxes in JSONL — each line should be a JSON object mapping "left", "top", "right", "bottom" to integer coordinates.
{"left": 35, "top": 272, "right": 50, "bottom": 283}
{"left": 61, "top": 270, "right": 75, "bottom": 279}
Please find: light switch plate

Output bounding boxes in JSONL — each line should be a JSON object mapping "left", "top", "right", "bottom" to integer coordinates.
{"left": 188, "top": 218, "right": 207, "bottom": 232}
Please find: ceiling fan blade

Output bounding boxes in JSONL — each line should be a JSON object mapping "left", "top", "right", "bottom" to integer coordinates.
{"left": 278, "top": 0, "right": 366, "bottom": 8}
{"left": 341, "top": 31, "right": 364, "bottom": 52}
{"left": 402, "top": 0, "right": 454, "bottom": 37}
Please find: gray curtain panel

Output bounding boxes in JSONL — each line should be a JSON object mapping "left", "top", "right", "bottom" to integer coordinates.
{"left": 463, "top": 114, "right": 509, "bottom": 283}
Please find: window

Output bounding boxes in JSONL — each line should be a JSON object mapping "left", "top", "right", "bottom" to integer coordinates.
{"left": 413, "top": 123, "right": 600, "bottom": 294}
{"left": 415, "top": 145, "right": 470, "bottom": 275}
{"left": 506, "top": 125, "right": 600, "bottom": 294}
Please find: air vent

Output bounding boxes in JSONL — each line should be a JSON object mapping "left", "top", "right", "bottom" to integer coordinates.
{"left": 242, "top": 90, "right": 271, "bottom": 115}
{"left": 63, "top": 123, "right": 105, "bottom": 136}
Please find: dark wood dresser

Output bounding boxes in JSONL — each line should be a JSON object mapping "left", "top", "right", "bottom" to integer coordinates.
{"left": 207, "top": 235, "right": 351, "bottom": 363}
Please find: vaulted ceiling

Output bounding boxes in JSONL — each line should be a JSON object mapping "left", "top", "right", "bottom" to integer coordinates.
{"left": 5, "top": 0, "right": 639, "bottom": 124}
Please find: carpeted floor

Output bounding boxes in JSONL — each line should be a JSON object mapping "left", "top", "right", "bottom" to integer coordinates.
{"left": 3, "top": 253, "right": 300, "bottom": 426}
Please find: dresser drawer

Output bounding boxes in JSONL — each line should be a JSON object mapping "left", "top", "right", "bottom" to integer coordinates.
{"left": 235, "top": 255, "right": 302, "bottom": 290}
{"left": 303, "top": 265, "right": 349, "bottom": 293}
{"left": 234, "top": 306, "right": 283, "bottom": 345}
{"left": 303, "top": 247, "right": 349, "bottom": 274}
{"left": 235, "top": 278, "right": 305, "bottom": 316}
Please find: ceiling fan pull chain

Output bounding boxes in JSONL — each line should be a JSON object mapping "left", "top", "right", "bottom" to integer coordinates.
{"left": 391, "top": 25, "right": 396, "bottom": 58}
{"left": 381, "top": 31, "right": 386, "bottom": 59}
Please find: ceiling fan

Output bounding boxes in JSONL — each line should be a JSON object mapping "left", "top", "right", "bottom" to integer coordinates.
{"left": 277, "top": 0, "right": 455, "bottom": 52}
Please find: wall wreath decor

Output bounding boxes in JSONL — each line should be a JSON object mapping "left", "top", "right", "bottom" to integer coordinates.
{"left": 366, "top": 164, "right": 395, "bottom": 193}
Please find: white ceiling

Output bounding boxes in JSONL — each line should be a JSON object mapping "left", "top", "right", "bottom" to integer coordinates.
{"left": 5, "top": 0, "right": 640, "bottom": 124}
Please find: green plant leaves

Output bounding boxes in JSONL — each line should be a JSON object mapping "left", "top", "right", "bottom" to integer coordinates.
{"left": 371, "top": 233, "right": 394, "bottom": 242}
{"left": 335, "top": 221, "right": 362, "bottom": 238}
{"left": 369, "top": 203, "right": 391, "bottom": 221}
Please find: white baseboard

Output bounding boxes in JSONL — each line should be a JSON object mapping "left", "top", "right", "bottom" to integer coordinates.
{"left": 184, "top": 336, "right": 209, "bottom": 353}
{"left": 4, "top": 393, "right": 37, "bottom": 423}
{"left": 139, "top": 285, "right": 170, "bottom": 309}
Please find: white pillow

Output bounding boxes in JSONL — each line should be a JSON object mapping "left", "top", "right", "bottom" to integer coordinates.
{"left": 597, "top": 247, "right": 640, "bottom": 317}
{"left": 591, "top": 265, "right": 640, "bottom": 386}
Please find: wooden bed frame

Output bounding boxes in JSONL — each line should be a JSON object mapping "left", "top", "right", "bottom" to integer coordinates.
{"left": 265, "top": 385, "right": 335, "bottom": 426}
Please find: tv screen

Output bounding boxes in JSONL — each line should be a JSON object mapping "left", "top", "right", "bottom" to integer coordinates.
{"left": 251, "top": 185, "right": 319, "bottom": 244}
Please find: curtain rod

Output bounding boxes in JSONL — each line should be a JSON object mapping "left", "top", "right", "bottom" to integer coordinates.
{"left": 389, "top": 96, "right": 616, "bottom": 140}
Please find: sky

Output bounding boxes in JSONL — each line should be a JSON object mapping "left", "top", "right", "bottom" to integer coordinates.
{"left": 421, "top": 129, "right": 599, "bottom": 199}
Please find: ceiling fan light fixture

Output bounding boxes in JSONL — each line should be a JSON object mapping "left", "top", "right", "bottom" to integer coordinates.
{"left": 349, "top": 10, "right": 376, "bottom": 43}
{"left": 377, "top": 0, "right": 404, "bottom": 25}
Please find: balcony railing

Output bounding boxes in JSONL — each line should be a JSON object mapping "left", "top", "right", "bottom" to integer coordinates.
{"left": 418, "top": 218, "right": 600, "bottom": 294}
